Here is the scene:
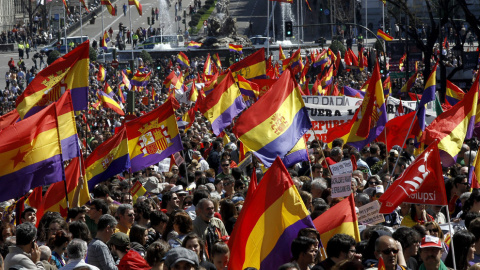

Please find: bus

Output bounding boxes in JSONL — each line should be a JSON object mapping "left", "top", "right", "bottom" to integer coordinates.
{"left": 41, "top": 36, "right": 89, "bottom": 55}
{"left": 136, "top": 35, "right": 185, "bottom": 49}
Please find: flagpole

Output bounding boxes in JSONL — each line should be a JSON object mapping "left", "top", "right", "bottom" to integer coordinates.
{"left": 79, "top": 0, "right": 83, "bottom": 37}
{"left": 64, "top": 3, "right": 67, "bottom": 53}
{"left": 445, "top": 208, "right": 457, "bottom": 270}
{"left": 129, "top": 3, "right": 134, "bottom": 62}
{"left": 101, "top": 4, "right": 105, "bottom": 62}
{"left": 296, "top": 0, "right": 299, "bottom": 49}
{"left": 267, "top": 0, "right": 270, "bottom": 57}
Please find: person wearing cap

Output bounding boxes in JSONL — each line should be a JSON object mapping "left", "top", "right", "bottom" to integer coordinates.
{"left": 87, "top": 214, "right": 118, "bottom": 270}
{"left": 61, "top": 239, "right": 99, "bottom": 270}
{"left": 164, "top": 247, "right": 199, "bottom": 270}
{"left": 418, "top": 236, "right": 449, "bottom": 270}
{"left": 108, "top": 232, "right": 150, "bottom": 270}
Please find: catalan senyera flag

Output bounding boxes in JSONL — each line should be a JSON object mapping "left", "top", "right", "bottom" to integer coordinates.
{"left": 98, "top": 90, "right": 125, "bottom": 115}
{"left": 237, "top": 74, "right": 260, "bottom": 99}
{"left": 445, "top": 80, "right": 465, "bottom": 106}
{"left": 233, "top": 69, "right": 312, "bottom": 167}
{"left": 130, "top": 181, "right": 148, "bottom": 203}
{"left": 131, "top": 71, "right": 151, "bottom": 87}
{"left": 101, "top": 0, "right": 116, "bottom": 15}
{"left": 97, "top": 64, "right": 106, "bottom": 81}
{"left": 204, "top": 54, "right": 213, "bottom": 76}
{"left": 313, "top": 193, "right": 361, "bottom": 248}
{"left": 229, "top": 48, "right": 266, "bottom": 80}
{"left": 188, "top": 41, "right": 202, "bottom": 49}
{"left": 177, "top": 52, "right": 190, "bottom": 67}
{"left": 279, "top": 45, "right": 286, "bottom": 60}
{"left": 0, "top": 109, "right": 19, "bottom": 131}
{"left": 282, "top": 136, "right": 309, "bottom": 168}
{"left": 377, "top": 29, "right": 393, "bottom": 41}
{"left": 228, "top": 156, "right": 314, "bottom": 270}
{"left": 56, "top": 91, "right": 80, "bottom": 160}
{"left": 421, "top": 71, "right": 479, "bottom": 167}
{"left": 229, "top": 44, "right": 243, "bottom": 54}
{"left": 418, "top": 61, "right": 438, "bottom": 131}
{"left": 43, "top": 156, "right": 90, "bottom": 218}
{"left": 199, "top": 71, "right": 246, "bottom": 136}
{"left": 400, "top": 72, "right": 418, "bottom": 93}
{"left": 128, "top": 0, "right": 142, "bottom": 15}
{"left": 86, "top": 128, "right": 131, "bottom": 189}
{"left": 125, "top": 98, "right": 183, "bottom": 172}
{"left": 0, "top": 103, "right": 63, "bottom": 202}
{"left": 16, "top": 41, "right": 89, "bottom": 119}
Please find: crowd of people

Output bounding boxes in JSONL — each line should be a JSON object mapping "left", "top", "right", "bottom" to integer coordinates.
{"left": 1, "top": 34, "right": 480, "bottom": 270}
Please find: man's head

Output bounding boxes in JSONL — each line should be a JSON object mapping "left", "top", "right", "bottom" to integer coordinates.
{"left": 21, "top": 207, "right": 36, "bottom": 224}
{"left": 291, "top": 236, "right": 318, "bottom": 265}
{"left": 330, "top": 147, "right": 343, "bottom": 162}
{"left": 220, "top": 159, "right": 231, "bottom": 174}
{"left": 97, "top": 214, "right": 118, "bottom": 237}
{"left": 107, "top": 232, "right": 130, "bottom": 256}
{"left": 310, "top": 179, "right": 327, "bottom": 199}
{"left": 150, "top": 211, "right": 169, "bottom": 234}
{"left": 392, "top": 227, "right": 420, "bottom": 259}
{"left": 165, "top": 247, "right": 199, "bottom": 270}
{"left": 196, "top": 198, "right": 215, "bottom": 222}
{"left": 419, "top": 236, "right": 443, "bottom": 268}
{"left": 405, "top": 138, "right": 415, "bottom": 153}
{"left": 67, "top": 207, "right": 87, "bottom": 223}
{"left": 326, "top": 234, "right": 356, "bottom": 260}
{"left": 117, "top": 204, "right": 135, "bottom": 228}
{"left": 311, "top": 164, "right": 323, "bottom": 179}
{"left": 66, "top": 238, "right": 88, "bottom": 260}
{"left": 87, "top": 199, "right": 109, "bottom": 222}
{"left": 374, "top": 235, "right": 398, "bottom": 270}
{"left": 454, "top": 175, "right": 469, "bottom": 194}
{"left": 161, "top": 191, "right": 180, "bottom": 211}
{"left": 134, "top": 201, "right": 152, "bottom": 223}
{"left": 222, "top": 176, "right": 235, "bottom": 195}
{"left": 16, "top": 222, "right": 37, "bottom": 247}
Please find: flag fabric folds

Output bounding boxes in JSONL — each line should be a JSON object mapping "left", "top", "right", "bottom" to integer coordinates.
{"left": 213, "top": 53, "right": 222, "bottom": 69}
{"left": 97, "top": 64, "right": 106, "bottom": 81}
{"left": 125, "top": 98, "right": 183, "bottom": 172}
{"left": 376, "top": 111, "right": 421, "bottom": 149}
{"left": 98, "top": 90, "right": 125, "bottom": 115}
{"left": 400, "top": 72, "right": 418, "bottom": 93}
{"left": 163, "top": 71, "right": 183, "bottom": 90}
{"left": 313, "top": 193, "right": 361, "bottom": 248}
{"left": 229, "top": 44, "right": 243, "bottom": 54}
{"left": 229, "top": 48, "right": 266, "bottom": 80}
{"left": 203, "top": 54, "right": 213, "bottom": 75}
{"left": 104, "top": 82, "right": 115, "bottom": 97}
{"left": 199, "top": 71, "right": 246, "bottom": 136}
{"left": 86, "top": 128, "right": 131, "bottom": 190}
{"left": 177, "top": 52, "right": 190, "bottom": 67}
{"left": 237, "top": 74, "right": 260, "bottom": 99}
{"left": 80, "top": 0, "right": 90, "bottom": 12}
{"left": 378, "top": 142, "right": 447, "bottom": 214}
{"left": 0, "top": 109, "right": 19, "bottom": 131}
{"left": 131, "top": 71, "right": 151, "bottom": 87}
{"left": 121, "top": 70, "right": 131, "bottom": 90}
{"left": 16, "top": 41, "right": 89, "bottom": 119}
{"left": 418, "top": 62, "right": 438, "bottom": 130}
{"left": 377, "top": 29, "right": 393, "bottom": 41}
{"left": 421, "top": 72, "right": 479, "bottom": 167}
{"left": 342, "top": 86, "right": 365, "bottom": 98}
{"left": 233, "top": 69, "right": 312, "bottom": 167}
{"left": 56, "top": 91, "right": 80, "bottom": 160}
{"left": 128, "top": 0, "right": 142, "bottom": 15}
{"left": 187, "top": 41, "right": 202, "bottom": 49}
{"left": 101, "top": 0, "right": 116, "bottom": 15}
{"left": 282, "top": 136, "right": 309, "bottom": 168}
{"left": 228, "top": 156, "right": 314, "bottom": 270}
{"left": 445, "top": 80, "right": 465, "bottom": 106}
{"left": 0, "top": 103, "right": 64, "bottom": 202}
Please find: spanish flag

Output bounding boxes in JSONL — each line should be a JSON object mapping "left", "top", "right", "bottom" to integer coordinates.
{"left": 98, "top": 90, "right": 125, "bottom": 115}
{"left": 400, "top": 72, "right": 418, "bottom": 93}
{"left": 228, "top": 156, "right": 314, "bottom": 270}
{"left": 0, "top": 103, "right": 63, "bottom": 202}
{"left": 16, "top": 41, "right": 89, "bottom": 119}
{"left": 163, "top": 71, "right": 183, "bottom": 90}
{"left": 213, "top": 53, "right": 222, "bottom": 69}
{"left": 233, "top": 69, "right": 311, "bottom": 167}
{"left": 279, "top": 44, "right": 286, "bottom": 60}
{"left": 377, "top": 29, "right": 393, "bottom": 41}
{"left": 86, "top": 128, "right": 131, "bottom": 189}
{"left": 204, "top": 54, "right": 213, "bottom": 75}
{"left": 199, "top": 71, "right": 246, "bottom": 136}
{"left": 128, "top": 0, "right": 142, "bottom": 15}
{"left": 56, "top": 91, "right": 80, "bottom": 160}
{"left": 101, "top": 0, "right": 116, "bottom": 15}
{"left": 104, "top": 82, "right": 115, "bottom": 97}
{"left": 125, "top": 98, "right": 183, "bottom": 172}
{"left": 313, "top": 193, "right": 361, "bottom": 248}
{"left": 130, "top": 181, "right": 147, "bottom": 203}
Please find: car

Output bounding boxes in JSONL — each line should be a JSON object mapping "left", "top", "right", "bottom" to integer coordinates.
{"left": 250, "top": 35, "right": 272, "bottom": 48}
{"left": 97, "top": 47, "right": 116, "bottom": 62}
{"left": 40, "top": 36, "right": 89, "bottom": 55}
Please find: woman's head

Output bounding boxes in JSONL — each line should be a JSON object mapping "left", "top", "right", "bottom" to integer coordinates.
{"left": 219, "top": 199, "right": 237, "bottom": 221}
{"left": 146, "top": 240, "right": 170, "bottom": 267}
{"left": 51, "top": 229, "right": 72, "bottom": 250}
{"left": 182, "top": 233, "right": 205, "bottom": 261}
{"left": 424, "top": 221, "right": 444, "bottom": 239}
{"left": 129, "top": 224, "right": 148, "bottom": 245}
{"left": 0, "top": 223, "right": 15, "bottom": 243}
{"left": 173, "top": 212, "right": 193, "bottom": 235}
{"left": 445, "top": 230, "right": 476, "bottom": 270}
{"left": 68, "top": 221, "right": 92, "bottom": 243}
{"left": 211, "top": 241, "right": 230, "bottom": 270}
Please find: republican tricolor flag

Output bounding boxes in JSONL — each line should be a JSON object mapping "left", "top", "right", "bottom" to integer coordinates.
{"left": 229, "top": 44, "right": 243, "bottom": 54}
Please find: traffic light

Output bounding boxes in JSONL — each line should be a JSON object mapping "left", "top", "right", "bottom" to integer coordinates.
{"left": 182, "top": 19, "right": 186, "bottom": 24}
{"left": 285, "top": 21, "right": 293, "bottom": 37}
{"left": 147, "top": 17, "right": 150, "bottom": 25}
{"left": 152, "top": 17, "right": 155, "bottom": 25}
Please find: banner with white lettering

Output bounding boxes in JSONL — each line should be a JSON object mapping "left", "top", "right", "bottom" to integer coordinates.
{"left": 357, "top": 201, "right": 385, "bottom": 225}
{"left": 331, "top": 173, "right": 352, "bottom": 198}
{"left": 386, "top": 96, "right": 436, "bottom": 122}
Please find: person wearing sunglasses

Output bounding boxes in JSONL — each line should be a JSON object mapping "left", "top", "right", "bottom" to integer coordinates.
{"left": 115, "top": 204, "right": 135, "bottom": 235}
{"left": 373, "top": 235, "right": 407, "bottom": 270}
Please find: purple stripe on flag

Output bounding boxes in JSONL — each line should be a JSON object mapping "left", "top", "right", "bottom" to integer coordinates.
{"left": 466, "top": 115, "right": 476, "bottom": 139}
{"left": 445, "top": 96, "right": 460, "bottom": 106}
{"left": 282, "top": 149, "right": 309, "bottom": 168}
{"left": 255, "top": 107, "right": 312, "bottom": 167}
{"left": 88, "top": 153, "right": 131, "bottom": 190}
{"left": 239, "top": 88, "right": 257, "bottom": 98}
{"left": 61, "top": 134, "right": 80, "bottom": 160}
{"left": 0, "top": 155, "right": 64, "bottom": 201}
{"left": 71, "top": 86, "right": 89, "bottom": 111}
{"left": 344, "top": 86, "right": 365, "bottom": 98}
{"left": 130, "top": 134, "right": 183, "bottom": 172}
{"left": 131, "top": 80, "right": 149, "bottom": 87}
{"left": 348, "top": 104, "right": 387, "bottom": 151}
{"left": 260, "top": 216, "right": 315, "bottom": 270}
{"left": 440, "top": 151, "right": 457, "bottom": 167}
{"left": 211, "top": 96, "right": 246, "bottom": 136}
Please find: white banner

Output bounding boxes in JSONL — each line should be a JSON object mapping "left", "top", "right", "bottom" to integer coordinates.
{"left": 331, "top": 173, "right": 352, "bottom": 198}
{"left": 329, "top": 160, "right": 353, "bottom": 175}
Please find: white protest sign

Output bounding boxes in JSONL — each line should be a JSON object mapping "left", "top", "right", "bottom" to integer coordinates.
{"left": 357, "top": 200, "right": 385, "bottom": 225}
{"left": 158, "top": 158, "right": 171, "bottom": 172}
{"left": 331, "top": 173, "right": 352, "bottom": 198}
{"left": 329, "top": 160, "right": 353, "bottom": 175}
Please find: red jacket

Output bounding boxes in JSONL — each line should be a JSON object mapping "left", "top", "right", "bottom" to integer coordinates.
{"left": 117, "top": 250, "right": 150, "bottom": 270}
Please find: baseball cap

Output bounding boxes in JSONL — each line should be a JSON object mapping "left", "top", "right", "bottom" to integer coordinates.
{"left": 375, "top": 185, "right": 385, "bottom": 194}
{"left": 164, "top": 247, "right": 199, "bottom": 268}
{"left": 107, "top": 232, "right": 130, "bottom": 247}
{"left": 420, "top": 235, "right": 442, "bottom": 249}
